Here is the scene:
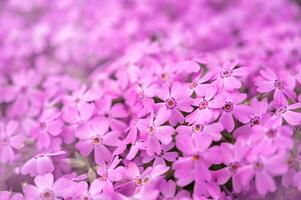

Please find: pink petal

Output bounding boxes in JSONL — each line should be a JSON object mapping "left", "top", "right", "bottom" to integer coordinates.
{"left": 255, "top": 172, "right": 276, "bottom": 195}
{"left": 9, "top": 134, "right": 24, "bottom": 149}
{"left": 94, "top": 144, "right": 112, "bottom": 164}
{"left": 103, "top": 131, "right": 121, "bottom": 146}
{"left": 34, "top": 173, "right": 54, "bottom": 189}
{"left": 146, "top": 136, "right": 161, "bottom": 156}
{"left": 155, "top": 126, "right": 174, "bottom": 144}
{"left": 232, "top": 67, "right": 249, "bottom": 76}
{"left": 283, "top": 111, "right": 301, "bottom": 126}
{"left": 154, "top": 107, "right": 171, "bottom": 126}
{"left": 78, "top": 102, "right": 95, "bottom": 121}
{"left": 224, "top": 76, "right": 241, "bottom": 91}
{"left": 0, "top": 146, "right": 14, "bottom": 163}
{"left": 22, "top": 158, "right": 37, "bottom": 176}
{"left": 37, "top": 132, "right": 51, "bottom": 149}
{"left": 37, "top": 156, "right": 54, "bottom": 175}
{"left": 76, "top": 140, "right": 93, "bottom": 156}
{"left": 220, "top": 112, "right": 234, "bottom": 132}
{"left": 111, "top": 104, "right": 128, "bottom": 118}
{"left": 90, "top": 117, "right": 109, "bottom": 135}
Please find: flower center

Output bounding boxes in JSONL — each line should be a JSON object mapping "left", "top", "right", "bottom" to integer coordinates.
{"left": 135, "top": 178, "right": 142, "bottom": 185}
{"left": 192, "top": 124, "right": 203, "bottom": 133}
{"left": 189, "top": 81, "right": 197, "bottom": 89}
{"left": 160, "top": 73, "right": 169, "bottom": 81}
{"left": 254, "top": 161, "right": 263, "bottom": 171}
{"left": 275, "top": 106, "right": 287, "bottom": 115}
{"left": 91, "top": 135, "right": 102, "bottom": 145}
{"left": 148, "top": 126, "right": 156, "bottom": 134}
{"left": 220, "top": 69, "right": 233, "bottom": 78}
{"left": 223, "top": 101, "right": 233, "bottom": 112}
{"left": 250, "top": 116, "right": 260, "bottom": 126}
{"left": 229, "top": 162, "right": 240, "bottom": 173}
{"left": 198, "top": 99, "right": 208, "bottom": 110}
{"left": 143, "top": 177, "right": 150, "bottom": 184}
{"left": 266, "top": 129, "right": 277, "bottom": 138}
{"left": 193, "top": 155, "right": 200, "bottom": 161}
{"left": 165, "top": 98, "right": 176, "bottom": 109}
{"left": 274, "top": 80, "right": 284, "bottom": 90}
{"left": 41, "top": 189, "right": 54, "bottom": 200}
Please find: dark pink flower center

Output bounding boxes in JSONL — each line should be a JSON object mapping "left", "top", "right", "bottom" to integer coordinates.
{"left": 266, "top": 129, "right": 277, "bottom": 138}
{"left": 91, "top": 135, "right": 102, "bottom": 145}
{"left": 275, "top": 106, "right": 287, "bottom": 115}
{"left": 192, "top": 124, "right": 203, "bottom": 133}
{"left": 41, "top": 189, "right": 54, "bottom": 200}
{"left": 198, "top": 99, "right": 208, "bottom": 110}
{"left": 160, "top": 73, "right": 169, "bottom": 81}
{"left": 274, "top": 80, "right": 284, "bottom": 90}
{"left": 189, "top": 81, "right": 197, "bottom": 89}
{"left": 254, "top": 161, "right": 263, "bottom": 171}
{"left": 223, "top": 101, "right": 233, "bottom": 112}
{"left": 250, "top": 116, "right": 260, "bottom": 126}
{"left": 193, "top": 154, "right": 200, "bottom": 161}
{"left": 165, "top": 98, "right": 176, "bottom": 109}
{"left": 148, "top": 125, "right": 156, "bottom": 134}
{"left": 229, "top": 162, "right": 240, "bottom": 173}
{"left": 220, "top": 69, "right": 233, "bottom": 78}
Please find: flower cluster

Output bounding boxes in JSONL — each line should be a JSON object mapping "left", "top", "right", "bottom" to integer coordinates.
{"left": 1, "top": 0, "right": 301, "bottom": 199}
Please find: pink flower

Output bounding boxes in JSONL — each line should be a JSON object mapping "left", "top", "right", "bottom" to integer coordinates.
{"left": 211, "top": 92, "right": 251, "bottom": 132}
{"left": 62, "top": 85, "right": 100, "bottom": 124}
{"left": 176, "top": 122, "right": 223, "bottom": 144}
{"left": 23, "top": 173, "right": 75, "bottom": 200}
{"left": 156, "top": 82, "right": 193, "bottom": 126}
{"left": 21, "top": 151, "right": 65, "bottom": 177}
{"left": 95, "top": 96, "right": 129, "bottom": 131}
{"left": 268, "top": 100, "right": 301, "bottom": 126}
{"left": 141, "top": 143, "right": 178, "bottom": 166}
{"left": 75, "top": 117, "right": 121, "bottom": 163}
{"left": 137, "top": 111, "right": 175, "bottom": 156}
{"left": 213, "top": 61, "right": 248, "bottom": 91}
{"left": 256, "top": 68, "right": 296, "bottom": 101}
{"left": 233, "top": 98, "right": 268, "bottom": 139}
{"left": 0, "top": 121, "right": 24, "bottom": 163}
{"left": 31, "top": 108, "right": 63, "bottom": 150}
{"left": 186, "top": 85, "right": 218, "bottom": 124}
{"left": 159, "top": 180, "right": 191, "bottom": 200}
{"left": 174, "top": 134, "right": 220, "bottom": 186}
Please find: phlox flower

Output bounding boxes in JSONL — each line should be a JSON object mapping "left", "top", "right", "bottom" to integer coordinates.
{"left": 21, "top": 151, "right": 65, "bottom": 177}
{"left": 137, "top": 111, "right": 175, "bottom": 156}
{"left": 75, "top": 117, "right": 121, "bottom": 163}
{"left": 213, "top": 60, "right": 248, "bottom": 91}
{"left": 156, "top": 82, "right": 193, "bottom": 126}
{"left": 256, "top": 68, "right": 296, "bottom": 101}
{"left": 211, "top": 92, "right": 251, "bottom": 132}
{"left": 0, "top": 121, "right": 24, "bottom": 163}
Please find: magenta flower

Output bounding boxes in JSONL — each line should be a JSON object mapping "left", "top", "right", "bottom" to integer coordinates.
{"left": 75, "top": 117, "right": 121, "bottom": 163}
{"left": 23, "top": 173, "right": 75, "bottom": 200}
{"left": 186, "top": 85, "right": 218, "bottom": 124}
{"left": 256, "top": 68, "right": 296, "bottom": 101}
{"left": 137, "top": 111, "right": 175, "bottom": 156}
{"left": 176, "top": 122, "right": 223, "bottom": 144}
{"left": 21, "top": 151, "right": 65, "bottom": 177}
{"left": 159, "top": 180, "right": 190, "bottom": 200}
{"left": 233, "top": 98, "right": 268, "bottom": 139}
{"left": 0, "top": 121, "right": 24, "bottom": 163}
{"left": 31, "top": 109, "right": 63, "bottom": 150}
{"left": 211, "top": 92, "right": 251, "bottom": 132}
{"left": 95, "top": 96, "right": 129, "bottom": 131}
{"left": 156, "top": 82, "right": 193, "bottom": 126}
{"left": 268, "top": 100, "right": 301, "bottom": 126}
{"left": 174, "top": 134, "right": 220, "bottom": 186}
{"left": 62, "top": 85, "right": 100, "bottom": 124}
{"left": 213, "top": 61, "right": 248, "bottom": 91}
{"left": 141, "top": 143, "right": 178, "bottom": 166}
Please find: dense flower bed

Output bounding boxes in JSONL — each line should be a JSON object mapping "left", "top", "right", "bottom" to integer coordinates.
{"left": 1, "top": 0, "right": 301, "bottom": 199}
